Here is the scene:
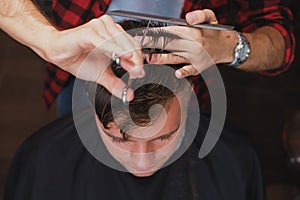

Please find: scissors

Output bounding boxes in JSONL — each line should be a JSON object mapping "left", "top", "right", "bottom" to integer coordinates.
{"left": 120, "top": 17, "right": 152, "bottom": 105}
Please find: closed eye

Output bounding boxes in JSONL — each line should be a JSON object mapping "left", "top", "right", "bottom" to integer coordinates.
{"left": 111, "top": 136, "right": 130, "bottom": 144}
{"left": 150, "top": 125, "right": 179, "bottom": 142}
{"left": 157, "top": 133, "right": 173, "bottom": 141}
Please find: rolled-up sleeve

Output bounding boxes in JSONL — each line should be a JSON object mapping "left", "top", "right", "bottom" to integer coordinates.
{"left": 236, "top": 0, "right": 295, "bottom": 75}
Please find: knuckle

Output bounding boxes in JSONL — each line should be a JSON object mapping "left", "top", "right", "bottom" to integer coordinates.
{"left": 85, "top": 19, "right": 102, "bottom": 33}
{"left": 82, "top": 27, "right": 95, "bottom": 36}
{"left": 181, "top": 68, "right": 189, "bottom": 76}
{"left": 116, "top": 24, "right": 123, "bottom": 30}
{"left": 101, "top": 15, "right": 114, "bottom": 23}
{"left": 192, "top": 66, "right": 198, "bottom": 75}
{"left": 203, "top": 9, "right": 216, "bottom": 21}
{"left": 194, "top": 11, "right": 205, "bottom": 21}
{"left": 88, "top": 18, "right": 102, "bottom": 29}
{"left": 89, "top": 18, "right": 98, "bottom": 24}
{"left": 175, "top": 55, "right": 184, "bottom": 63}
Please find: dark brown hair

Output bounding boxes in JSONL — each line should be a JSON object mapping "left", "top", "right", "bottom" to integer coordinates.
{"left": 87, "top": 20, "right": 192, "bottom": 134}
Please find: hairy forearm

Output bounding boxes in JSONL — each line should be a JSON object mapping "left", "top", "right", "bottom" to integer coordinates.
{"left": 0, "top": 0, "right": 57, "bottom": 61}
{"left": 1, "top": 0, "right": 27, "bottom": 17}
{"left": 238, "top": 26, "right": 285, "bottom": 72}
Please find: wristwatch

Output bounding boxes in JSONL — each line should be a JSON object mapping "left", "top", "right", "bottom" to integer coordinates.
{"left": 227, "top": 31, "right": 251, "bottom": 67}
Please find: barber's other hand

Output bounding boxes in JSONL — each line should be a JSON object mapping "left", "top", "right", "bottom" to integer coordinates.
{"left": 147, "top": 9, "right": 236, "bottom": 78}
{"left": 46, "top": 15, "right": 144, "bottom": 100}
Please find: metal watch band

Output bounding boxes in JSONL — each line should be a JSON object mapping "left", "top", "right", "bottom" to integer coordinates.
{"left": 227, "top": 31, "right": 251, "bottom": 67}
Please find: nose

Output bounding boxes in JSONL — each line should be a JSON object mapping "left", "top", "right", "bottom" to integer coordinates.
{"left": 130, "top": 153, "right": 155, "bottom": 172}
{"left": 130, "top": 141, "right": 151, "bottom": 154}
{"left": 130, "top": 142, "right": 155, "bottom": 169}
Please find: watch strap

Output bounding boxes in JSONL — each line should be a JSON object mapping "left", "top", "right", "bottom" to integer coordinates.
{"left": 227, "top": 31, "right": 251, "bottom": 67}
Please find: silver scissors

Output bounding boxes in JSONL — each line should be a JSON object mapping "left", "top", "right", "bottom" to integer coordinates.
{"left": 121, "top": 18, "right": 152, "bottom": 105}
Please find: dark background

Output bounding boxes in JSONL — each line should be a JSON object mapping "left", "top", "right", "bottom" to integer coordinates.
{"left": 0, "top": 1, "right": 299, "bottom": 199}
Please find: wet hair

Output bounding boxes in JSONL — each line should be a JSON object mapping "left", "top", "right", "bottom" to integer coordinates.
{"left": 87, "top": 20, "right": 192, "bottom": 137}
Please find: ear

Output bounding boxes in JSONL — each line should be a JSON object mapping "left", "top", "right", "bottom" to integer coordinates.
{"left": 106, "top": 121, "right": 120, "bottom": 130}
{"left": 95, "top": 115, "right": 120, "bottom": 133}
{"left": 102, "top": 121, "right": 122, "bottom": 136}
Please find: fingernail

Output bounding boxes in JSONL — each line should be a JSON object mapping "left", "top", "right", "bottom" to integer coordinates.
{"left": 186, "top": 13, "right": 195, "bottom": 24}
{"left": 175, "top": 70, "right": 183, "bottom": 79}
{"left": 127, "top": 88, "right": 134, "bottom": 102}
{"left": 138, "top": 68, "right": 145, "bottom": 78}
{"left": 131, "top": 65, "right": 145, "bottom": 78}
{"left": 150, "top": 54, "right": 157, "bottom": 63}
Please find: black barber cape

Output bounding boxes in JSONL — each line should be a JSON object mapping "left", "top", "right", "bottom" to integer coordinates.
{"left": 4, "top": 111, "right": 264, "bottom": 200}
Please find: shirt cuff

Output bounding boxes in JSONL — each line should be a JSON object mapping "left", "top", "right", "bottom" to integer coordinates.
{"left": 259, "top": 23, "right": 295, "bottom": 76}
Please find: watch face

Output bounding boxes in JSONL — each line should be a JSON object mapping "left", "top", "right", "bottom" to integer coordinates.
{"left": 239, "top": 42, "right": 250, "bottom": 62}
{"left": 237, "top": 34, "right": 250, "bottom": 64}
{"left": 227, "top": 32, "right": 251, "bottom": 67}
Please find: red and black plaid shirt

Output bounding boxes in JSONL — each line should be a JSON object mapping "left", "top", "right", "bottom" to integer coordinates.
{"left": 44, "top": 0, "right": 295, "bottom": 108}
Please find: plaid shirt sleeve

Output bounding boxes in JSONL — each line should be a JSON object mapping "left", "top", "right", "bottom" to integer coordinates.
{"left": 43, "top": 0, "right": 111, "bottom": 108}
{"left": 182, "top": 0, "right": 295, "bottom": 76}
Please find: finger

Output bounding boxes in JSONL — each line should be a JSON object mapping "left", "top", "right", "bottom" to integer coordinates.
{"left": 89, "top": 41, "right": 143, "bottom": 81}
{"left": 139, "top": 33, "right": 199, "bottom": 54}
{"left": 83, "top": 17, "right": 123, "bottom": 50}
{"left": 186, "top": 9, "right": 218, "bottom": 25}
{"left": 140, "top": 33, "right": 213, "bottom": 74}
{"left": 146, "top": 53, "right": 189, "bottom": 65}
{"left": 177, "top": 50, "right": 214, "bottom": 74}
{"left": 101, "top": 15, "right": 141, "bottom": 56}
{"left": 101, "top": 16, "right": 144, "bottom": 78}
{"left": 93, "top": 41, "right": 144, "bottom": 79}
{"left": 175, "top": 64, "right": 200, "bottom": 78}
{"left": 90, "top": 17, "right": 115, "bottom": 40}
{"left": 87, "top": 15, "right": 144, "bottom": 78}
{"left": 96, "top": 16, "right": 139, "bottom": 51}
{"left": 96, "top": 67, "right": 134, "bottom": 101}
{"left": 78, "top": 20, "right": 134, "bottom": 57}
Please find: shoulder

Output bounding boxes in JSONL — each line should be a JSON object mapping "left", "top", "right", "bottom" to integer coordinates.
{"left": 4, "top": 115, "right": 87, "bottom": 199}
{"left": 16, "top": 115, "right": 81, "bottom": 159}
{"left": 6, "top": 114, "right": 87, "bottom": 182}
{"left": 193, "top": 113, "right": 259, "bottom": 161}
{"left": 184, "top": 113, "right": 264, "bottom": 199}
{"left": 190, "top": 113, "right": 262, "bottom": 181}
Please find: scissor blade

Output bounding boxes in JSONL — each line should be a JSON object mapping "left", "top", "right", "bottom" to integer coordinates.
{"left": 107, "top": 10, "right": 234, "bottom": 31}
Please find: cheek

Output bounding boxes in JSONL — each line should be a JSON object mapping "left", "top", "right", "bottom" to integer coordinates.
{"left": 99, "top": 131, "right": 131, "bottom": 162}
{"left": 162, "top": 133, "right": 182, "bottom": 154}
{"left": 152, "top": 131, "right": 183, "bottom": 161}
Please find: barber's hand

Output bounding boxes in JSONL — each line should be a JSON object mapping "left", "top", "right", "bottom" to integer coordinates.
{"left": 46, "top": 15, "right": 144, "bottom": 100}
{"left": 147, "top": 9, "right": 236, "bottom": 78}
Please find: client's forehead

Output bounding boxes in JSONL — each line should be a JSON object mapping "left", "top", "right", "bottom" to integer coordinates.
{"left": 119, "top": 97, "right": 182, "bottom": 140}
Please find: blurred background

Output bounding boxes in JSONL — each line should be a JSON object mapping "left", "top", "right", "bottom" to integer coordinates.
{"left": 0, "top": 1, "right": 299, "bottom": 200}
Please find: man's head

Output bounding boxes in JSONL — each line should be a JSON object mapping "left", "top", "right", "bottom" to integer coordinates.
{"left": 91, "top": 65, "right": 192, "bottom": 177}
{"left": 87, "top": 20, "right": 193, "bottom": 177}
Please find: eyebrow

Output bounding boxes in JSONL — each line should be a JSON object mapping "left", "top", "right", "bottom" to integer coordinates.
{"left": 104, "top": 125, "right": 180, "bottom": 142}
